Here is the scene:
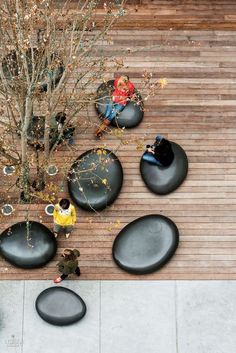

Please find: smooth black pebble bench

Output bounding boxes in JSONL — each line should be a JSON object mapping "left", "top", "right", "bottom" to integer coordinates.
{"left": 0, "top": 221, "right": 57, "bottom": 269}
{"left": 36, "top": 287, "right": 86, "bottom": 326}
{"left": 140, "top": 142, "right": 188, "bottom": 195}
{"left": 112, "top": 214, "right": 179, "bottom": 275}
{"left": 95, "top": 80, "right": 144, "bottom": 128}
{"left": 68, "top": 148, "right": 123, "bottom": 211}
{"left": 2, "top": 49, "right": 64, "bottom": 91}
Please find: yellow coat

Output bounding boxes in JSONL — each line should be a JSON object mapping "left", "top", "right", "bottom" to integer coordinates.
{"left": 53, "top": 204, "right": 76, "bottom": 226}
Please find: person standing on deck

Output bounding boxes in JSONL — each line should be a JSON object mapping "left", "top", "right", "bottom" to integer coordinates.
{"left": 53, "top": 198, "right": 76, "bottom": 238}
{"left": 54, "top": 248, "right": 81, "bottom": 283}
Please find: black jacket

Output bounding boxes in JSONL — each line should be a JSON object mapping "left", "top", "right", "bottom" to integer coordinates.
{"left": 153, "top": 139, "right": 174, "bottom": 167}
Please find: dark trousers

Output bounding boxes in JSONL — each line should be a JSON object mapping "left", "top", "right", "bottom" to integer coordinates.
{"left": 60, "top": 267, "right": 81, "bottom": 280}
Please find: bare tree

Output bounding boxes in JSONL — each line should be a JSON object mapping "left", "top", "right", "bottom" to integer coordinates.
{"left": 0, "top": 0, "right": 128, "bottom": 202}
{"left": 0, "top": 0, "right": 167, "bottom": 212}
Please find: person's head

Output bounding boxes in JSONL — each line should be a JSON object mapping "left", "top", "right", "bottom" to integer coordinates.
{"left": 55, "top": 112, "right": 66, "bottom": 125}
{"left": 154, "top": 135, "right": 163, "bottom": 147}
{"left": 59, "top": 198, "right": 70, "bottom": 210}
{"left": 61, "top": 248, "right": 80, "bottom": 260}
{"left": 154, "top": 137, "right": 171, "bottom": 152}
{"left": 62, "top": 249, "right": 75, "bottom": 260}
{"left": 120, "top": 75, "right": 129, "bottom": 84}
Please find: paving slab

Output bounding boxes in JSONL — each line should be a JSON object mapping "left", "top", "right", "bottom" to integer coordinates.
{"left": 0, "top": 280, "right": 24, "bottom": 353}
{"left": 23, "top": 280, "right": 100, "bottom": 353}
{"left": 2, "top": 279, "right": 236, "bottom": 353}
{"left": 101, "top": 281, "right": 176, "bottom": 353}
{"left": 177, "top": 281, "right": 236, "bottom": 353}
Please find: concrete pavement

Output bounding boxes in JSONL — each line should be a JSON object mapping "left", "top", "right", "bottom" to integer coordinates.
{"left": 0, "top": 280, "right": 236, "bottom": 353}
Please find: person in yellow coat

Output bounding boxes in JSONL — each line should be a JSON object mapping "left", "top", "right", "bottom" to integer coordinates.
{"left": 53, "top": 198, "right": 76, "bottom": 238}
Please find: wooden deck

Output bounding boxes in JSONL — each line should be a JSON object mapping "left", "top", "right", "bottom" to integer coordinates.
{"left": 104, "top": 0, "right": 236, "bottom": 30}
{"left": 1, "top": 1, "right": 236, "bottom": 280}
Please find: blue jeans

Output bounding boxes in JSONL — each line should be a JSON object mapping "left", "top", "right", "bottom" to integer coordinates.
{"left": 104, "top": 102, "right": 125, "bottom": 122}
{"left": 142, "top": 152, "right": 163, "bottom": 166}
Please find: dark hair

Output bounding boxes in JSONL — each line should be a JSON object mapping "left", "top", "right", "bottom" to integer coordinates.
{"left": 63, "top": 249, "right": 76, "bottom": 261}
{"left": 55, "top": 112, "right": 66, "bottom": 125}
{"left": 123, "top": 74, "right": 129, "bottom": 81}
{"left": 154, "top": 138, "right": 172, "bottom": 155}
{"left": 59, "top": 198, "right": 70, "bottom": 209}
{"left": 154, "top": 137, "right": 166, "bottom": 148}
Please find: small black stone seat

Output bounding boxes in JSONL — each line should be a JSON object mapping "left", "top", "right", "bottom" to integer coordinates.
{"left": 95, "top": 80, "right": 144, "bottom": 128}
{"left": 2, "top": 49, "right": 64, "bottom": 91}
{"left": 140, "top": 142, "right": 188, "bottom": 195}
{"left": 36, "top": 287, "right": 86, "bottom": 326}
{"left": 112, "top": 214, "right": 179, "bottom": 274}
{"left": 68, "top": 148, "right": 123, "bottom": 211}
{"left": 0, "top": 221, "right": 57, "bottom": 269}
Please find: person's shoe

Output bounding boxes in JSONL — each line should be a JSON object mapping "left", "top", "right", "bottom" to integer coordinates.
{"left": 54, "top": 276, "right": 62, "bottom": 284}
{"left": 75, "top": 268, "right": 81, "bottom": 277}
{"left": 95, "top": 119, "right": 110, "bottom": 138}
{"left": 65, "top": 233, "right": 71, "bottom": 239}
{"left": 54, "top": 233, "right": 58, "bottom": 238}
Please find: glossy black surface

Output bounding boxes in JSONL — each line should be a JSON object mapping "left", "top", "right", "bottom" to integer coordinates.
{"left": 96, "top": 80, "right": 144, "bottom": 128}
{"left": 36, "top": 287, "right": 86, "bottom": 326}
{"left": 113, "top": 215, "right": 179, "bottom": 274}
{"left": 68, "top": 148, "right": 123, "bottom": 211}
{"left": 2, "top": 49, "right": 36, "bottom": 79}
{"left": 0, "top": 221, "right": 57, "bottom": 269}
{"left": 140, "top": 142, "right": 188, "bottom": 195}
{"left": 2, "top": 49, "right": 64, "bottom": 91}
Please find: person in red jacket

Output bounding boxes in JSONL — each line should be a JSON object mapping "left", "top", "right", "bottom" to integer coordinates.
{"left": 95, "top": 75, "right": 135, "bottom": 137}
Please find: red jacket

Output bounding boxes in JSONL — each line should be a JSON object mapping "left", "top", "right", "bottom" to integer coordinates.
{"left": 112, "top": 78, "right": 135, "bottom": 105}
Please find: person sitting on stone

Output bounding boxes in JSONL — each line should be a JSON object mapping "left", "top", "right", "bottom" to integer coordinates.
{"left": 54, "top": 248, "right": 81, "bottom": 283}
{"left": 142, "top": 135, "right": 174, "bottom": 167}
{"left": 95, "top": 75, "right": 135, "bottom": 137}
{"left": 50, "top": 112, "right": 75, "bottom": 146}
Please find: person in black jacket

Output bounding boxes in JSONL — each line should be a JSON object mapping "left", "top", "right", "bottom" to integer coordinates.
{"left": 50, "top": 112, "right": 75, "bottom": 146}
{"left": 143, "top": 135, "right": 174, "bottom": 167}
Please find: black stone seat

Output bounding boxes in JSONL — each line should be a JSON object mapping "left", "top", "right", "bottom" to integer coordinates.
{"left": 112, "top": 214, "right": 179, "bottom": 275}
{"left": 68, "top": 148, "right": 123, "bottom": 211}
{"left": 2, "top": 49, "right": 64, "bottom": 91}
{"left": 95, "top": 80, "right": 144, "bottom": 128}
{"left": 36, "top": 287, "right": 86, "bottom": 326}
{"left": 140, "top": 142, "right": 188, "bottom": 195}
{"left": 2, "top": 48, "right": 37, "bottom": 80}
{"left": 0, "top": 221, "right": 57, "bottom": 269}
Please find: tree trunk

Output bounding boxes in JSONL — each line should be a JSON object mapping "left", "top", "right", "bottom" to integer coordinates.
{"left": 44, "top": 112, "right": 51, "bottom": 162}
{"left": 20, "top": 96, "right": 33, "bottom": 201}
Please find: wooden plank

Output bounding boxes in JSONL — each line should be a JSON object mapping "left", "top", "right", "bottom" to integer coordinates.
{"left": 2, "top": 4, "right": 236, "bottom": 279}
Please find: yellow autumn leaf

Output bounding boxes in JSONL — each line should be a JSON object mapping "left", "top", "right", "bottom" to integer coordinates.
{"left": 102, "top": 178, "right": 107, "bottom": 185}
{"left": 114, "top": 219, "right": 121, "bottom": 228}
{"left": 97, "top": 149, "right": 102, "bottom": 155}
{"left": 159, "top": 78, "right": 167, "bottom": 88}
